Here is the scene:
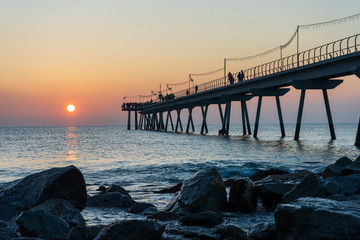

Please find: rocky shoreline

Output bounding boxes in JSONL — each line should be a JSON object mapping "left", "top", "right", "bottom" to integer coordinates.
{"left": 0, "top": 155, "right": 360, "bottom": 240}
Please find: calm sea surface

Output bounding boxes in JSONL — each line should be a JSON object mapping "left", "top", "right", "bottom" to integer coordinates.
{"left": 1, "top": 123, "right": 359, "bottom": 225}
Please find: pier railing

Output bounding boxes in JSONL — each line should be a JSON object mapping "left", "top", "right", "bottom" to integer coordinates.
{"left": 124, "top": 33, "right": 360, "bottom": 105}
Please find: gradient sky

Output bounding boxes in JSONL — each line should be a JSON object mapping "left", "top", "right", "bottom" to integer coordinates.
{"left": 0, "top": 0, "right": 359, "bottom": 126}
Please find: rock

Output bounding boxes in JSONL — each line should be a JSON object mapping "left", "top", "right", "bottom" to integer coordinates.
{"left": 143, "top": 207, "right": 158, "bottom": 216}
{"left": 216, "top": 225, "right": 248, "bottom": 240}
{"left": 249, "top": 222, "right": 277, "bottom": 240}
{"left": 180, "top": 211, "right": 223, "bottom": 226}
{"left": 11, "top": 238, "right": 45, "bottom": 240}
{"left": 228, "top": 179, "right": 257, "bottom": 212}
{"left": 282, "top": 173, "right": 339, "bottom": 203}
{"left": 32, "top": 199, "right": 85, "bottom": 227}
{"left": 275, "top": 197, "right": 360, "bottom": 240}
{"left": 164, "top": 191, "right": 180, "bottom": 211}
{"left": 224, "top": 179, "right": 236, "bottom": 187}
{"left": 259, "top": 171, "right": 311, "bottom": 184}
{"left": 147, "top": 211, "right": 179, "bottom": 221}
{"left": 323, "top": 157, "right": 353, "bottom": 178}
{"left": 87, "top": 192, "right": 136, "bottom": 208}
{"left": 340, "top": 161, "right": 360, "bottom": 176}
{"left": 16, "top": 210, "right": 69, "bottom": 240}
{"left": 183, "top": 232, "right": 217, "bottom": 240}
{"left": 330, "top": 174, "right": 360, "bottom": 196}
{"left": 0, "top": 165, "right": 86, "bottom": 220}
{"left": 93, "top": 219, "right": 165, "bottom": 240}
{"left": 127, "top": 202, "right": 155, "bottom": 214}
{"left": 96, "top": 185, "right": 107, "bottom": 193}
{"left": 0, "top": 221, "right": 17, "bottom": 240}
{"left": 250, "top": 169, "right": 289, "bottom": 182}
{"left": 256, "top": 183, "right": 295, "bottom": 210}
{"left": 107, "top": 184, "right": 131, "bottom": 198}
{"left": 153, "top": 183, "right": 183, "bottom": 194}
{"left": 67, "top": 225, "right": 103, "bottom": 240}
{"left": 169, "top": 168, "right": 227, "bottom": 214}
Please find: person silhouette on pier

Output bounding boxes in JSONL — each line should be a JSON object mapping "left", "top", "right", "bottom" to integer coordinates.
{"left": 195, "top": 85, "right": 198, "bottom": 93}
{"left": 228, "top": 72, "right": 234, "bottom": 84}
{"left": 186, "top": 89, "right": 189, "bottom": 96}
{"left": 237, "top": 70, "right": 244, "bottom": 82}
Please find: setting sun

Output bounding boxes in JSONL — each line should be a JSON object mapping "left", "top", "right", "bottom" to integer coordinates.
{"left": 67, "top": 104, "right": 76, "bottom": 113}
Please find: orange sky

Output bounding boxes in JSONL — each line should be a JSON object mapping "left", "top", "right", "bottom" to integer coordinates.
{"left": 0, "top": 1, "right": 359, "bottom": 126}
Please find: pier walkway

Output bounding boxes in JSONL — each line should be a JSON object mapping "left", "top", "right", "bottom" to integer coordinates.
{"left": 122, "top": 33, "right": 360, "bottom": 146}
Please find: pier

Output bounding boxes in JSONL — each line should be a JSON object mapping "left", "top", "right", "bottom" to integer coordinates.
{"left": 122, "top": 33, "right": 360, "bottom": 146}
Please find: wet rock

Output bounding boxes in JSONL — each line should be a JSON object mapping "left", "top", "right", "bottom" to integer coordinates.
{"left": 216, "top": 225, "right": 248, "bottom": 240}
{"left": 93, "top": 219, "right": 165, "bottom": 240}
{"left": 282, "top": 173, "right": 339, "bottom": 203}
{"left": 330, "top": 174, "right": 360, "bottom": 196}
{"left": 154, "top": 183, "right": 183, "bottom": 194}
{"left": 67, "top": 225, "right": 104, "bottom": 240}
{"left": 249, "top": 222, "right": 277, "bottom": 240}
{"left": 16, "top": 209, "right": 69, "bottom": 240}
{"left": 147, "top": 211, "right": 179, "bottom": 221}
{"left": 32, "top": 199, "right": 85, "bottom": 227}
{"left": 11, "top": 238, "right": 45, "bottom": 240}
{"left": 87, "top": 192, "right": 136, "bottom": 208}
{"left": 250, "top": 169, "right": 289, "bottom": 182}
{"left": 180, "top": 211, "right": 223, "bottom": 226}
{"left": 107, "top": 184, "right": 131, "bottom": 198}
{"left": 323, "top": 156, "right": 353, "bottom": 178}
{"left": 164, "top": 191, "right": 180, "bottom": 212}
{"left": 143, "top": 207, "right": 158, "bottom": 216}
{"left": 183, "top": 232, "right": 217, "bottom": 240}
{"left": 0, "top": 221, "right": 17, "bottom": 240}
{"left": 168, "top": 168, "right": 227, "bottom": 214}
{"left": 127, "top": 202, "right": 155, "bottom": 214}
{"left": 0, "top": 165, "right": 86, "bottom": 220}
{"left": 96, "top": 185, "right": 107, "bottom": 193}
{"left": 224, "top": 179, "right": 236, "bottom": 187}
{"left": 259, "top": 171, "right": 310, "bottom": 183}
{"left": 256, "top": 183, "right": 295, "bottom": 210}
{"left": 228, "top": 179, "right": 257, "bottom": 212}
{"left": 340, "top": 161, "right": 360, "bottom": 176}
{"left": 275, "top": 197, "right": 360, "bottom": 240}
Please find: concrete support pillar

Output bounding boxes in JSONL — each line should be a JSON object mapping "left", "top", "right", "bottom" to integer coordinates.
{"left": 175, "top": 109, "right": 183, "bottom": 132}
{"left": 356, "top": 117, "right": 360, "bottom": 147}
{"left": 322, "top": 89, "right": 336, "bottom": 140}
{"left": 294, "top": 89, "right": 306, "bottom": 140}
{"left": 253, "top": 96, "right": 263, "bottom": 138}
{"left": 276, "top": 96, "right": 286, "bottom": 137}
{"left": 186, "top": 107, "right": 195, "bottom": 133}
{"left": 134, "top": 111, "right": 138, "bottom": 130}
{"left": 201, "top": 105, "right": 209, "bottom": 134}
{"left": 127, "top": 111, "right": 131, "bottom": 130}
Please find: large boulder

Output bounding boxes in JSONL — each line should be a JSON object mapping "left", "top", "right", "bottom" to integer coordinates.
{"left": 340, "top": 161, "right": 360, "bottom": 176}
{"left": 93, "top": 220, "right": 165, "bottom": 240}
{"left": 179, "top": 211, "right": 223, "bottom": 226}
{"left": 282, "top": 173, "right": 339, "bottom": 203}
{"left": 0, "top": 165, "right": 86, "bottom": 220}
{"left": 275, "top": 197, "right": 360, "bottom": 240}
{"left": 256, "top": 183, "right": 295, "bottom": 210}
{"left": 147, "top": 211, "right": 179, "bottom": 221}
{"left": 16, "top": 210, "right": 69, "bottom": 240}
{"left": 228, "top": 178, "right": 257, "bottom": 212}
{"left": 107, "top": 184, "right": 132, "bottom": 199}
{"left": 32, "top": 199, "right": 85, "bottom": 227}
{"left": 87, "top": 192, "right": 136, "bottom": 208}
{"left": 323, "top": 157, "right": 353, "bottom": 178}
{"left": 249, "top": 222, "right": 277, "bottom": 240}
{"left": 168, "top": 168, "right": 227, "bottom": 214}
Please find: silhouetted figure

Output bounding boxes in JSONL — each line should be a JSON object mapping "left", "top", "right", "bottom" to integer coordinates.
{"left": 228, "top": 72, "right": 234, "bottom": 84}
{"left": 186, "top": 89, "right": 189, "bottom": 96}
{"left": 195, "top": 85, "right": 198, "bottom": 93}
{"left": 241, "top": 70, "right": 245, "bottom": 81}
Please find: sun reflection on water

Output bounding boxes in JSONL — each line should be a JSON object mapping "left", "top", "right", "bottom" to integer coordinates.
{"left": 66, "top": 127, "right": 78, "bottom": 160}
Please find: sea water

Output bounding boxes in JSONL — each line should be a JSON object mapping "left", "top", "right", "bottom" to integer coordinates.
{"left": 0, "top": 123, "right": 359, "bottom": 226}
